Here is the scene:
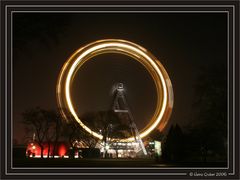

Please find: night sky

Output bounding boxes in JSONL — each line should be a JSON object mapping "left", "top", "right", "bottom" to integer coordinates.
{"left": 13, "top": 13, "right": 227, "bottom": 144}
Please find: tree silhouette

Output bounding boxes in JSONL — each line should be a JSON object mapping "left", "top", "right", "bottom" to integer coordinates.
{"left": 22, "top": 107, "right": 61, "bottom": 158}
{"left": 162, "top": 124, "right": 186, "bottom": 162}
{"left": 61, "top": 120, "right": 98, "bottom": 150}
{"left": 44, "top": 110, "right": 62, "bottom": 158}
{"left": 81, "top": 110, "right": 131, "bottom": 142}
{"left": 81, "top": 110, "right": 131, "bottom": 158}
{"left": 190, "top": 62, "right": 227, "bottom": 161}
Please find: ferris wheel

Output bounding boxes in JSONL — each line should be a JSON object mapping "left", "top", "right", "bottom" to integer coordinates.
{"left": 56, "top": 39, "right": 174, "bottom": 145}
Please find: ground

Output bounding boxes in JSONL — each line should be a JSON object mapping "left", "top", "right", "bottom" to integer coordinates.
{"left": 13, "top": 158, "right": 227, "bottom": 167}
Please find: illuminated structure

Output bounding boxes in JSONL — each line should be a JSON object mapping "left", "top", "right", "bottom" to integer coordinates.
{"left": 56, "top": 39, "right": 174, "bottom": 142}
{"left": 26, "top": 142, "right": 69, "bottom": 158}
{"left": 26, "top": 133, "right": 69, "bottom": 158}
{"left": 111, "top": 83, "right": 147, "bottom": 155}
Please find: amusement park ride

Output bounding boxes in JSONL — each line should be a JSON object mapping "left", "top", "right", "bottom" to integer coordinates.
{"left": 55, "top": 39, "right": 174, "bottom": 158}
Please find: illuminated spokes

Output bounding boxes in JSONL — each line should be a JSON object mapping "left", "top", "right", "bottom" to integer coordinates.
{"left": 56, "top": 39, "right": 174, "bottom": 142}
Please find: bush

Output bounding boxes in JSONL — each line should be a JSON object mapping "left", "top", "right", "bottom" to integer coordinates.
{"left": 81, "top": 148, "right": 100, "bottom": 158}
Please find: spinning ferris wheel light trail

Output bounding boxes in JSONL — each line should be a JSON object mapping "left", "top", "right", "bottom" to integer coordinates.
{"left": 56, "top": 39, "right": 174, "bottom": 142}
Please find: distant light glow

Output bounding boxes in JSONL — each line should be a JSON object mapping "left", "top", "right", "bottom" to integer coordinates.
{"left": 154, "top": 141, "right": 162, "bottom": 156}
{"left": 56, "top": 39, "right": 174, "bottom": 142}
{"left": 26, "top": 142, "right": 68, "bottom": 157}
{"left": 58, "top": 144, "right": 67, "bottom": 157}
{"left": 105, "top": 144, "right": 110, "bottom": 150}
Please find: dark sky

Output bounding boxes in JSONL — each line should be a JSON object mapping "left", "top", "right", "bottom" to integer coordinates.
{"left": 72, "top": 53, "right": 157, "bottom": 131}
{"left": 13, "top": 13, "right": 227, "bottom": 144}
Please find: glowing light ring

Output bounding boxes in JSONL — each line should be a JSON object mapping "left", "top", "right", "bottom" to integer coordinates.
{"left": 56, "top": 39, "right": 174, "bottom": 142}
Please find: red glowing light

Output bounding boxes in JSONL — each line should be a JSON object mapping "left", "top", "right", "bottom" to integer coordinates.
{"left": 58, "top": 144, "right": 67, "bottom": 157}
{"left": 26, "top": 142, "right": 68, "bottom": 157}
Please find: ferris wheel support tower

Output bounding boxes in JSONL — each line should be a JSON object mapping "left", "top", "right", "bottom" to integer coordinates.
{"left": 112, "top": 83, "right": 147, "bottom": 155}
